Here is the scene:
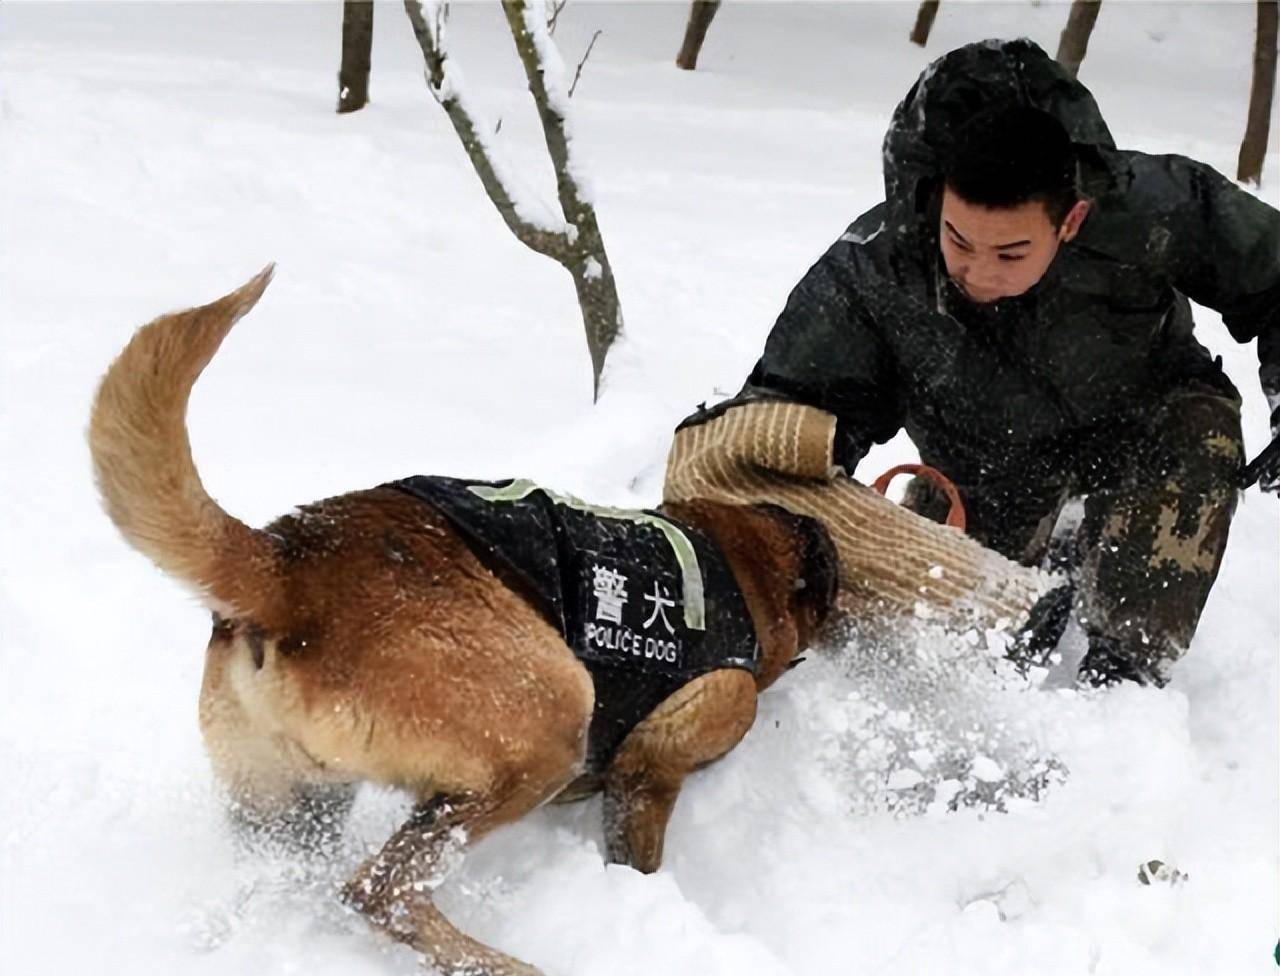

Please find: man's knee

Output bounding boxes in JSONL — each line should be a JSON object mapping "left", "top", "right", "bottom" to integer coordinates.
{"left": 1078, "top": 466, "right": 1238, "bottom": 681}
{"left": 1151, "top": 389, "right": 1244, "bottom": 492}
{"left": 1069, "top": 392, "right": 1242, "bottom": 684}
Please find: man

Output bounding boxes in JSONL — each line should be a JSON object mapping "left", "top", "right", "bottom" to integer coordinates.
{"left": 707, "top": 40, "right": 1280, "bottom": 686}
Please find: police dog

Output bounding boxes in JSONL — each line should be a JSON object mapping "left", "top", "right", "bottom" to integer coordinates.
{"left": 88, "top": 267, "right": 835, "bottom": 976}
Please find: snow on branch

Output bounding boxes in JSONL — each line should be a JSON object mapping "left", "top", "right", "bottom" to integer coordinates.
{"left": 404, "top": 0, "right": 623, "bottom": 398}
{"left": 404, "top": 0, "right": 571, "bottom": 257}
{"left": 505, "top": 0, "right": 594, "bottom": 205}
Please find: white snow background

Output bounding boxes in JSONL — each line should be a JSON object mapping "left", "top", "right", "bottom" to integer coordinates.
{"left": 1, "top": 2, "right": 1277, "bottom": 974}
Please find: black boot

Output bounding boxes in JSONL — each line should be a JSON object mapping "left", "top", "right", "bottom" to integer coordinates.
{"left": 1006, "top": 581, "right": 1074, "bottom": 674}
{"left": 1077, "top": 635, "right": 1165, "bottom": 688}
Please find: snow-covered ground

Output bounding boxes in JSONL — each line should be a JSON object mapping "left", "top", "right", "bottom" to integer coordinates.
{"left": 2, "top": 2, "right": 1276, "bottom": 974}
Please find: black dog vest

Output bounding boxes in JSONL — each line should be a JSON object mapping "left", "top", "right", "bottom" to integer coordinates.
{"left": 387, "top": 476, "right": 760, "bottom": 774}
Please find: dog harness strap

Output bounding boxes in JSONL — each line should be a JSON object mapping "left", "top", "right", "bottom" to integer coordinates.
{"left": 469, "top": 479, "right": 706, "bottom": 630}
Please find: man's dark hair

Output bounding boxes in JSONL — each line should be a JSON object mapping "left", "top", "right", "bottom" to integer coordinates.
{"left": 941, "top": 105, "right": 1078, "bottom": 225}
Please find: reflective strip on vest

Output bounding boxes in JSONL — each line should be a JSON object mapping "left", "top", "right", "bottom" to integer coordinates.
{"left": 468, "top": 478, "right": 707, "bottom": 631}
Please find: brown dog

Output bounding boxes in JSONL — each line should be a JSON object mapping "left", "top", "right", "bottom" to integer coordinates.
{"left": 88, "top": 267, "right": 836, "bottom": 976}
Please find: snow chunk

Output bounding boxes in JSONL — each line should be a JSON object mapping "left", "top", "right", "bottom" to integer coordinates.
{"left": 970, "top": 754, "right": 1005, "bottom": 783}
{"left": 908, "top": 748, "right": 935, "bottom": 769}
{"left": 887, "top": 768, "right": 924, "bottom": 790}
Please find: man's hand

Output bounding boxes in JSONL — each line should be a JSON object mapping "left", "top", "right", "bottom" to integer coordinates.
{"left": 1252, "top": 401, "right": 1280, "bottom": 493}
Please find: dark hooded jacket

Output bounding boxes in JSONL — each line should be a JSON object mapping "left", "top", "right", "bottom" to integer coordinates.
{"left": 737, "top": 39, "right": 1280, "bottom": 491}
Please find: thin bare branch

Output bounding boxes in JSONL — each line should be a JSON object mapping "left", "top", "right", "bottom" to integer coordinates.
{"left": 546, "top": 0, "right": 567, "bottom": 35}
{"left": 402, "top": 0, "right": 570, "bottom": 260}
{"left": 501, "top": 2, "right": 577, "bottom": 228}
{"left": 402, "top": 0, "right": 620, "bottom": 397}
{"left": 568, "top": 30, "right": 602, "bottom": 98}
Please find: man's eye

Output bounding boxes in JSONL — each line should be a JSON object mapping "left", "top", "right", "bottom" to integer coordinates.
{"left": 998, "top": 254, "right": 1027, "bottom": 262}
{"left": 948, "top": 236, "right": 973, "bottom": 251}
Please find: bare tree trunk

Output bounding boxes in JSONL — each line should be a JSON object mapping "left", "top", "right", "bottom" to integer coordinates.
{"left": 1057, "top": 0, "right": 1102, "bottom": 79}
{"left": 337, "top": 0, "right": 375, "bottom": 113}
{"left": 909, "top": 1, "right": 940, "bottom": 48}
{"left": 676, "top": 0, "right": 721, "bottom": 70}
{"left": 403, "top": 0, "right": 623, "bottom": 399}
{"left": 1238, "top": 0, "right": 1278, "bottom": 186}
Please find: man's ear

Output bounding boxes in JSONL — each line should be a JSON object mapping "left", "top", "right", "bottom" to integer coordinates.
{"left": 1059, "top": 199, "right": 1091, "bottom": 242}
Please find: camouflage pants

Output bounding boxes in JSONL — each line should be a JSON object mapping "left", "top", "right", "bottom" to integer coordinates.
{"left": 905, "top": 390, "right": 1243, "bottom": 683}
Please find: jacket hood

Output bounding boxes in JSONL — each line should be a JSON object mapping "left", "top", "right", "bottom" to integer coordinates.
{"left": 883, "top": 39, "right": 1116, "bottom": 217}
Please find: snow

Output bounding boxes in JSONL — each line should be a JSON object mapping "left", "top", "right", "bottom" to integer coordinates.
{"left": 1, "top": 2, "right": 1276, "bottom": 975}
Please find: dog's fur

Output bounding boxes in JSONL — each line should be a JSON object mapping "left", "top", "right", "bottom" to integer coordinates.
{"left": 88, "top": 267, "right": 836, "bottom": 976}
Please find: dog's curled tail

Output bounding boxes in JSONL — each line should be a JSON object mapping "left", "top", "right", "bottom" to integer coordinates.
{"left": 89, "top": 266, "right": 280, "bottom": 619}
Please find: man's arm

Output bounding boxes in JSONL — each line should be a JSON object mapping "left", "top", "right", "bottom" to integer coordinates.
{"left": 737, "top": 233, "right": 905, "bottom": 474}
{"left": 1136, "top": 153, "right": 1280, "bottom": 487}
{"left": 1132, "top": 153, "right": 1280, "bottom": 392}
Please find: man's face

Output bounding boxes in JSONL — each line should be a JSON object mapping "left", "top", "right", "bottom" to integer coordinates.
{"left": 939, "top": 185, "right": 1088, "bottom": 304}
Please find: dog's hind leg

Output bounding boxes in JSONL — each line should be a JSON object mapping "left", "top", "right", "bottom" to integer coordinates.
{"left": 228, "top": 782, "right": 358, "bottom": 857}
{"left": 200, "top": 641, "right": 358, "bottom": 857}
{"left": 340, "top": 670, "right": 588, "bottom": 976}
{"left": 603, "top": 668, "right": 758, "bottom": 873}
{"left": 342, "top": 785, "right": 561, "bottom": 976}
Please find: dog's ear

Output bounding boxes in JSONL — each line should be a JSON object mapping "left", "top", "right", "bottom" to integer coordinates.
{"left": 661, "top": 498, "right": 838, "bottom": 638}
{"left": 756, "top": 505, "right": 838, "bottom": 628}
{"left": 794, "top": 515, "right": 839, "bottom": 627}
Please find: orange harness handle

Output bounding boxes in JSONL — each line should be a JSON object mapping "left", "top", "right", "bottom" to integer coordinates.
{"left": 871, "top": 463, "right": 967, "bottom": 532}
